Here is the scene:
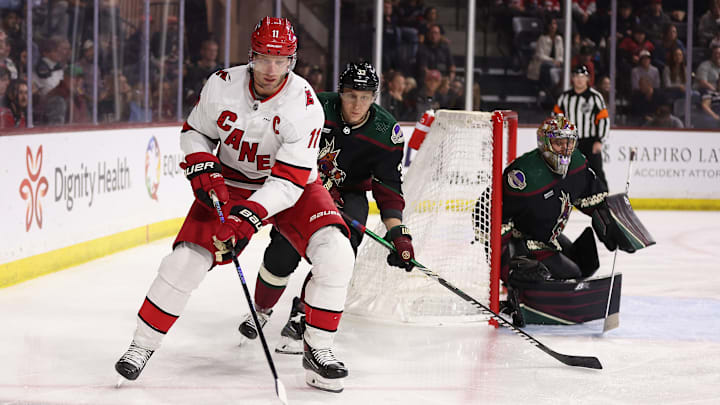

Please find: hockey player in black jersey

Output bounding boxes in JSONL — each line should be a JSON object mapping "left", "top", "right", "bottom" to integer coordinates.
{"left": 488, "top": 115, "right": 652, "bottom": 326}
{"left": 237, "top": 61, "right": 415, "bottom": 393}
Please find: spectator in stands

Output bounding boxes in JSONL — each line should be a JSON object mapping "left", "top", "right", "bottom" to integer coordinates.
{"left": 698, "top": 0, "right": 720, "bottom": 48}
{"left": 694, "top": 46, "right": 720, "bottom": 94}
{"left": 1, "top": 79, "right": 27, "bottom": 128}
{"left": 514, "top": 0, "right": 561, "bottom": 18}
{"left": 184, "top": 39, "right": 222, "bottom": 105}
{"left": 644, "top": 103, "right": 683, "bottom": 128}
{"left": 415, "top": 24, "right": 455, "bottom": 82}
{"left": 527, "top": 17, "right": 563, "bottom": 97}
{"left": 403, "top": 75, "right": 417, "bottom": 98}
{"left": 382, "top": 1, "right": 409, "bottom": 74}
{"left": 631, "top": 50, "right": 660, "bottom": 90}
{"left": 1, "top": 10, "right": 24, "bottom": 63}
{"left": 396, "top": 0, "right": 425, "bottom": 29}
{"left": 76, "top": 40, "right": 95, "bottom": 96}
{"left": 445, "top": 78, "right": 465, "bottom": 109}
{"left": 0, "top": 66, "right": 9, "bottom": 107}
{"left": 697, "top": 77, "right": 720, "bottom": 128}
{"left": 381, "top": 70, "right": 413, "bottom": 121}
{"left": 41, "top": 67, "right": 90, "bottom": 125}
{"left": 408, "top": 68, "right": 442, "bottom": 121}
{"left": 0, "top": 29, "right": 17, "bottom": 80}
{"left": 417, "top": 6, "right": 444, "bottom": 44}
{"left": 662, "top": 47, "right": 687, "bottom": 100}
{"left": 98, "top": 71, "right": 133, "bottom": 122}
{"left": 630, "top": 76, "right": 665, "bottom": 126}
{"left": 652, "top": 24, "right": 685, "bottom": 72}
{"left": 616, "top": 2, "right": 638, "bottom": 42}
{"left": 34, "top": 36, "right": 71, "bottom": 96}
{"left": 639, "top": 0, "right": 671, "bottom": 43}
{"left": 665, "top": 0, "right": 686, "bottom": 22}
{"left": 595, "top": 75, "right": 610, "bottom": 102}
{"left": 572, "top": 0, "right": 597, "bottom": 39}
{"left": 308, "top": 65, "right": 324, "bottom": 94}
{"left": 619, "top": 25, "right": 655, "bottom": 66}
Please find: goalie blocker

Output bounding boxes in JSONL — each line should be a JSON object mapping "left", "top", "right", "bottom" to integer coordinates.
{"left": 592, "top": 192, "right": 656, "bottom": 253}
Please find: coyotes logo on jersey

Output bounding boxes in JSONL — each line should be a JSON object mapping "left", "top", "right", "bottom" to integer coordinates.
{"left": 317, "top": 138, "right": 346, "bottom": 187}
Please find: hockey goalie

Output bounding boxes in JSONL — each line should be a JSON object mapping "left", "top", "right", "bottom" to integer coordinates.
{"left": 474, "top": 115, "right": 655, "bottom": 327}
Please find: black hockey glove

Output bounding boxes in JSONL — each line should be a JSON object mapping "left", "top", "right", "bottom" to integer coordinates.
{"left": 384, "top": 225, "right": 415, "bottom": 272}
{"left": 507, "top": 256, "right": 551, "bottom": 285}
{"left": 591, "top": 204, "right": 619, "bottom": 252}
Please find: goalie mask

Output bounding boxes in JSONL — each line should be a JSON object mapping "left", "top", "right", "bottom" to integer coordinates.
{"left": 249, "top": 17, "right": 297, "bottom": 73}
{"left": 537, "top": 115, "right": 578, "bottom": 177}
{"left": 339, "top": 61, "right": 380, "bottom": 98}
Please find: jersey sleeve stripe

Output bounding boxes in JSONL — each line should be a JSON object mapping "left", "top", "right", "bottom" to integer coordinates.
{"left": 355, "top": 134, "right": 403, "bottom": 151}
{"left": 271, "top": 159, "right": 312, "bottom": 189}
{"left": 221, "top": 163, "right": 267, "bottom": 185}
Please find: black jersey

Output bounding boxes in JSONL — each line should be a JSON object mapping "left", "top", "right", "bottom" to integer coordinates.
{"left": 502, "top": 149, "right": 608, "bottom": 252}
{"left": 317, "top": 92, "right": 405, "bottom": 220}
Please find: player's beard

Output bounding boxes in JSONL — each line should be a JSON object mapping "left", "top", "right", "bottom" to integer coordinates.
{"left": 253, "top": 73, "right": 286, "bottom": 98}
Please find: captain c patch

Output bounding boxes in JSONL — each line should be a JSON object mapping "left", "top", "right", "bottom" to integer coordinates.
{"left": 507, "top": 170, "right": 526, "bottom": 190}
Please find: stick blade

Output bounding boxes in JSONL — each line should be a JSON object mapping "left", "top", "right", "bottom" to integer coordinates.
{"left": 551, "top": 352, "right": 603, "bottom": 369}
{"left": 275, "top": 378, "right": 289, "bottom": 405}
{"left": 603, "top": 312, "right": 620, "bottom": 332}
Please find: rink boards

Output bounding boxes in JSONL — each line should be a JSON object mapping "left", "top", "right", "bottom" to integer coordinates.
{"left": 1, "top": 124, "right": 719, "bottom": 287}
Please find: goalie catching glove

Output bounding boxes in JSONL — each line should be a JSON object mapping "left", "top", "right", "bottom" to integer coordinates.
{"left": 385, "top": 225, "right": 415, "bottom": 271}
{"left": 179, "top": 152, "right": 229, "bottom": 210}
{"left": 212, "top": 201, "right": 267, "bottom": 263}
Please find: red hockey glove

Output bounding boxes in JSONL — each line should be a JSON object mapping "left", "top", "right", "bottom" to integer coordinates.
{"left": 179, "top": 152, "right": 229, "bottom": 210}
{"left": 385, "top": 225, "right": 415, "bottom": 271}
{"left": 212, "top": 201, "right": 267, "bottom": 263}
{"left": 328, "top": 186, "right": 344, "bottom": 208}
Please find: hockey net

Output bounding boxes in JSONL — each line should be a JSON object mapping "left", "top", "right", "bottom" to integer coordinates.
{"left": 345, "top": 110, "right": 518, "bottom": 323}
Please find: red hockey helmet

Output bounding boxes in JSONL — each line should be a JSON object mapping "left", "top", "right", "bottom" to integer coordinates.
{"left": 251, "top": 17, "right": 297, "bottom": 56}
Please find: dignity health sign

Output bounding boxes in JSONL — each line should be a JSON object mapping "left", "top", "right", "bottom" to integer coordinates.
{"left": 0, "top": 126, "right": 191, "bottom": 264}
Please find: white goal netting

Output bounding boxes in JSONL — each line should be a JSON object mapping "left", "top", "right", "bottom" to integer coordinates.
{"left": 345, "top": 110, "right": 514, "bottom": 324}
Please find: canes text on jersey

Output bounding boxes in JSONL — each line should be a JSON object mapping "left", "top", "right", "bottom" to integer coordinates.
{"left": 217, "top": 110, "right": 272, "bottom": 170}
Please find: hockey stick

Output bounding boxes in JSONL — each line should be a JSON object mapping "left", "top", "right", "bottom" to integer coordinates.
{"left": 341, "top": 210, "right": 602, "bottom": 370}
{"left": 602, "top": 147, "right": 637, "bottom": 333}
{"left": 210, "top": 194, "right": 289, "bottom": 405}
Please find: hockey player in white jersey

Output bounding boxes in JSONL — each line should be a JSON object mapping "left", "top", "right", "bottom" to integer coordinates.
{"left": 114, "top": 17, "right": 355, "bottom": 393}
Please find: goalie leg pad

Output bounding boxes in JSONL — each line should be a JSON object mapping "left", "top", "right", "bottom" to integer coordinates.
{"left": 540, "top": 252, "right": 583, "bottom": 280}
{"left": 561, "top": 228, "right": 600, "bottom": 278}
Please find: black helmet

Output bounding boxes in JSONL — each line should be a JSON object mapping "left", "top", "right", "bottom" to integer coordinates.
{"left": 572, "top": 65, "right": 589, "bottom": 76}
{"left": 338, "top": 61, "right": 379, "bottom": 93}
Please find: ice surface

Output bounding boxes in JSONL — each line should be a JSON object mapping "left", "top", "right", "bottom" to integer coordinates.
{"left": 1, "top": 211, "right": 719, "bottom": 404}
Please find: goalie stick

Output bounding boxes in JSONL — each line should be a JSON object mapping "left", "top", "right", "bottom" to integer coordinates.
{"left": 602, "top": 147, "right": 637, "bottom": 333}
{"left": 211, "top": 194, "right": 289, "bottom": 405}
{"left": 341, "top": 210, "right": 602, "bottom": 370}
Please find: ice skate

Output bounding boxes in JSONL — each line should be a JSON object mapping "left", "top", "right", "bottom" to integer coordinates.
{"left": 238, "top": 309, "right": 272, "bottom": 343}
{"left": 303, "top": 340, "right": 347, "bottom": 393}
{"left": 115, "top": 341, "right": 154, "bottom": 381}
{"left": 275, "top": 296, "right": 305, "bottom": 354}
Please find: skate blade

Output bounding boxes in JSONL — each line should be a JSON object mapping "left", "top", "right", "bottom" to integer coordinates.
{"left": 275, "top": 337, "right": 303, "bottom": 355}
{"left": 115, "top": 376, "right": 126, "bottom": 388}
{"left": 305, "top": 370, "right": 344, "bottom": 393}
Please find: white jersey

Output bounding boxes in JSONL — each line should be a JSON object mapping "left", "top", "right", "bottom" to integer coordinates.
{"left": 181, "top": 65, "right": 325, "bottom": 218}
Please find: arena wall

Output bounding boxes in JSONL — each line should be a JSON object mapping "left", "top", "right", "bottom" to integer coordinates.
{"left": 1, "top": 125, "right": 718, "bottom": 287}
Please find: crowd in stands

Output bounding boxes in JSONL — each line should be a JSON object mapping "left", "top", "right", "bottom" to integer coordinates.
{"left": 3, "top": 1, "right": 720, "bottom": 130}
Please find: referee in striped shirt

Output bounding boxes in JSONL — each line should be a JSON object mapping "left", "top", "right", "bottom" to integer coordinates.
{"left": 553, "top": 65, "right": 610, "bottom": 187}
